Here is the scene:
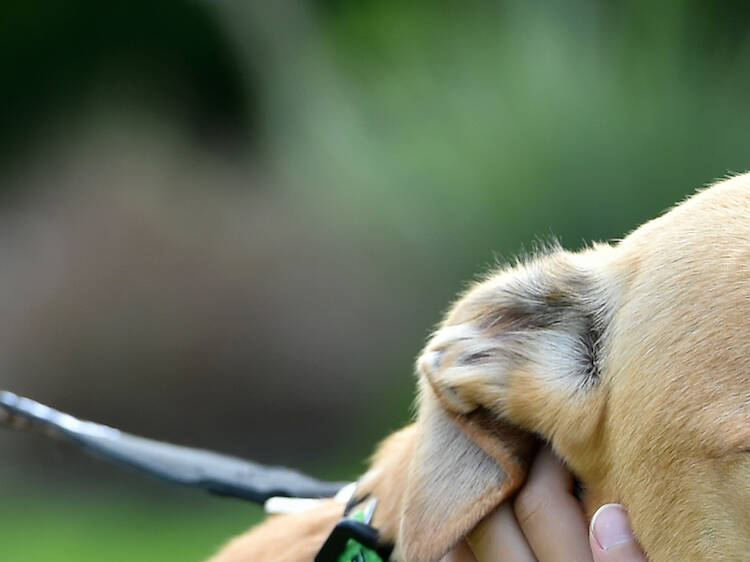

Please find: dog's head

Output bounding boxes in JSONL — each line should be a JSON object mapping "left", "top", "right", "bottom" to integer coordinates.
{"left": 398, "top": 174, "right": 750, "bottom": 561}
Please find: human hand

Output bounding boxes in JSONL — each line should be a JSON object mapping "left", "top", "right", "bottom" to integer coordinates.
{"left": 441, "top": 447, "right": 647, "bottom": 561}
{"left": 588, "top": 503, "right": 648, "bottom": 562}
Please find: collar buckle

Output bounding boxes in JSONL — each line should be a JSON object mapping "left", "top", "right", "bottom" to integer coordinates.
{"left": 315, "top": 498, "right": 393, "bottom": 562}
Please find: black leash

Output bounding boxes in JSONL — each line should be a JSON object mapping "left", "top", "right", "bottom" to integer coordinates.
{"left": 0, "top": 390, "right": 349, "bottom": 504}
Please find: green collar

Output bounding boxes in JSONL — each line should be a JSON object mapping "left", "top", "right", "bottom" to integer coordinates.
{"left": 336, "top": 510, "right": 384, "bottom": 561}
{"left": 315, "top": 499, "right": 393, "bottom": 562}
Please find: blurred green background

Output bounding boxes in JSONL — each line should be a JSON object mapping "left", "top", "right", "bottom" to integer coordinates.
{"left": 0, "top": 0, "right": 748, "bottom": 560}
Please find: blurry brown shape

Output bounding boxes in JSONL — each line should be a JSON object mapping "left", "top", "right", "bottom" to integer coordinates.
{"left": 0, "top": 120, "right": 419, "bottom": 477}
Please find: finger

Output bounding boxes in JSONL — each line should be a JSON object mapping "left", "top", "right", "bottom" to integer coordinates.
{"left": 589, "top": 504, "right": 648, "bottom": 562}
{"left": 467, "top": 502, "right": 536, "bottom": 562}
{"left": 440, "top": 540, "right": 478, "bottom": 562}
{"left": 513, "top": 448, "right": 593, "bottom": 562}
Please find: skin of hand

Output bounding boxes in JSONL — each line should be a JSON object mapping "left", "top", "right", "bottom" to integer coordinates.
{"left": 440, "top": 448, "right": 648, "bottom": 562}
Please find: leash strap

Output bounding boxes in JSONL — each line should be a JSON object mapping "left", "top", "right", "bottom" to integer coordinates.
{"left": 0, "top": 390, "right": 349, "bottom": 504}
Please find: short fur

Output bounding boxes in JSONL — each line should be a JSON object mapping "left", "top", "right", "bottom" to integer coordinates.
{"left": 210, "top": 173, "right": 750, "bottom": 562}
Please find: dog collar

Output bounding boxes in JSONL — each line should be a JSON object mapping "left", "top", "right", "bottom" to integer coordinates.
{"left": 315, "top": 497, "right": 393, "bottom": 562}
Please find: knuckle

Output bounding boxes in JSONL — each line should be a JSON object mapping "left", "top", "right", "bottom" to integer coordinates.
{"left": 513, "top": 483, "right": 555, "bottom": 528}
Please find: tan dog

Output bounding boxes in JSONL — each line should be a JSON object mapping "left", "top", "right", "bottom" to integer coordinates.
{"left": 210, "top": 173, "right": 750, "bottom": 562}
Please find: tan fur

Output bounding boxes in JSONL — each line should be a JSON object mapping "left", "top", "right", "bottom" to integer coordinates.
{"left": 210, "top": 172, "right": 750, "bottom": 561}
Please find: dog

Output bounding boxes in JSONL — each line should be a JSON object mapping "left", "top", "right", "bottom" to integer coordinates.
{"left": 209, "top": 172, "right": 750, "bottom": 561}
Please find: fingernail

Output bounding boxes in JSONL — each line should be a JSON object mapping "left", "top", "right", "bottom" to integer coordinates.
{"left": 590, "top": 503, "right": 634, "bottom": 550}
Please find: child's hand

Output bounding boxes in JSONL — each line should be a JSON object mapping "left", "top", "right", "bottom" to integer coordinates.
{"left": 442, "top": 448, "right": 647, "bottom": 562}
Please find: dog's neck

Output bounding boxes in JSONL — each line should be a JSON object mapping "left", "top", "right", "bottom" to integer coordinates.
{"left": 351, "top": 425, "right": 416, "bottom": 547}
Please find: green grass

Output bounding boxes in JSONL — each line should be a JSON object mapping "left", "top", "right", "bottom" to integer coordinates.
{"left": 0, "top": 488, "right": 264, "bottom": 561}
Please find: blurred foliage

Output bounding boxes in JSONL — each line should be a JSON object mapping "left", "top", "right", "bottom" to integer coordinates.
{"left": 258, "top": 0, "right": 750, "bottom": 260}
{"left": 0, "top": 0, "right": 251, "bottom": 166}
{"left": 0, "top": 0, "right": 749, "bottom": 559}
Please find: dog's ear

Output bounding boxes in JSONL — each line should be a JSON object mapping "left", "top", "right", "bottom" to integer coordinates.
{"left": 399, "top": 247, "right": 611, "bottom": 562}
{"left": 398, "top": 382, "right": 538, "bottom": 562}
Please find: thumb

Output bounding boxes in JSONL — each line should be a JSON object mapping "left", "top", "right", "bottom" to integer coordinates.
{"left": 589, "top": 504, "right": 648, "bottom": 562}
